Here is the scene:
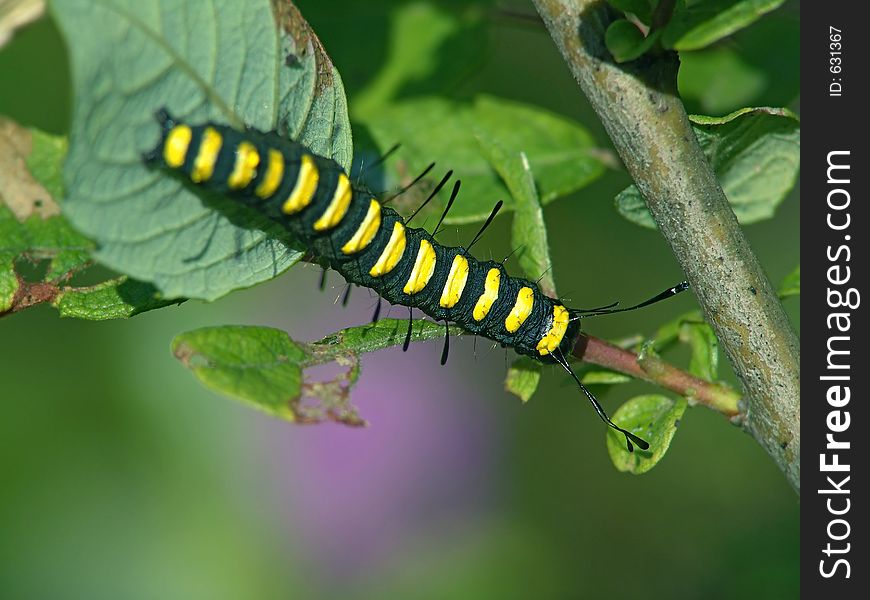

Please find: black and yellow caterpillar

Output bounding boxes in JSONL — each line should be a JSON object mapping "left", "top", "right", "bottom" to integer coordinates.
{"left": 144, "top": 109, "right": 676, "bottom": 451}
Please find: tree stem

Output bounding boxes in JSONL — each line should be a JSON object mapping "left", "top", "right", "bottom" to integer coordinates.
{"left": 532, "top": 0, "right": 800, "bottom": 492}
{"left": 574, "top": 334, "right": 740, "bottom": 417}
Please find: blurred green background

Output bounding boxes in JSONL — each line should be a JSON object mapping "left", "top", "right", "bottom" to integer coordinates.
{"left": 0, "top": 1, "right": 799, "bottom": 598}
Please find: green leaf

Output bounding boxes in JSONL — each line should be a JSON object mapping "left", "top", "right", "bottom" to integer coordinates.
{"left": 173, "top": 319, "right": 455, "bottom": 425}
{"left": 606, "top": 394, "right": 688, "bottom": 474}
{"left": 662, "top": 0, "right": 785, "bottom": 51}
{"left": 352, "top": 2, "right": 484, "bottom": 119}
{"left": 680, "top": 321, "right": 719, "bottom": 380}
{"left": 0, "top": 117, "right": 176, "bottom": 319}
{"left": 51, "top": 0, "right": 352, "bottom": 301}
{"left": 0, "top": 259, "right": 15, "bottom": 311}
{"left": 778, "top": 264, "right": 799, "bottom": 298}
{"left": 580, "top": 370, "right": 632, "bottom": 385}
{"left": 53, "top": 277, "right": 180, "bottom": 319}
{"left": 505, "top": 357, "right": 542, "bottom": 403}
{"left": 679, "top": 14, "right": 800, "bottom": 115}
{"left": 362, "top": 95, "right": 606, "bottom": 224}
{"left": 311, "top": 318, "right": 449, "bottom": 359}
{"left": 604, "top": 19, "right": 659, "bottom": 63}
{"left": 475, "top": 133, "right": 556, "bottom": 296}
{"left": 606, "top": 0, "right": 653, "bottom": 23}
{"left": 172, "top": 326, "right": 309, "bottom": 422}
{"left": 616, "top": 107, "right": 799, "bottom": 228}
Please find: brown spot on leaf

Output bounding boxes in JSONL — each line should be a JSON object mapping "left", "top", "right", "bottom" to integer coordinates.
{"left": 271, "top": 0, "right": 334, "bottom": 92}
{"left": 0, "top": 117, "right": 60, "bottom": 219}
{"left": 0, "top": 271, "right": 59, "bottom": 317}
{"left": 0, "top": 0, "right": 45, "bottom": 49}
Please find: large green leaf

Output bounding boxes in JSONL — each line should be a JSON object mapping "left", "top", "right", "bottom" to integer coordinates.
{"left": 173, "top": 319, "right": 450, "bottom": 425}
{"left": 606, "top": 394, "right": 688, "bottom": 474}
{"left": 662, "top": 0, "right": 785, "bottom": 51}
{"left": 0, "top": 117, "right": 173, "bottom": 318}
{"left": 51, "top": 0, "right": 352, "bottom": 301}
{"left": 616, "top": 107, "right": 799, "bottom": 228}
{"left": 362, "top": 95, "right": 606, "bottom": 224}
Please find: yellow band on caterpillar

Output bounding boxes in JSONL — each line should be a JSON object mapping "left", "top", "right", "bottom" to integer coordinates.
{"left": 370, "top": 222, "right": 406, "bottom": 277}
{"left": 505, "top": 286, "right": 534, "bottom": 333}
{"left": 403, "top": 239, "right": 437, "bottom": 295}
{"left": 255, "top": 149, "right": 284, "bottom": 198}
{"left": 282, "top": 155, "right": 319, "bottom": 214}
{"left": 163, "top": 125, "right": 192, "bottom": 168}
{"left": 190, "top": 127, "right": 222, "bottom": 182}
{"left": 536, "top": 304, "right": 570, "bottom": 355}
{"left": 473, "top": 268, "right": 501, "bottom": 321}
{"left": 439, "top": 255, "right": 469, "bottom": 308}
{"left": 342, "top": 200, "right": 382, "bottom": 255}
{"left": 314, "top": 173, "right": 352, "bottom": 231}
{"left": 227, "top": 141, "right": 259, "bottom": 189}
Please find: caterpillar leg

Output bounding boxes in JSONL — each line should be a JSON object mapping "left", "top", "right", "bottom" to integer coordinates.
{"left": 440, "top": 320, "right": 450, "bottom": 366}
{"left": 371, "top": 298, "right": 382, "bottom": 323}
{"left": 402, "top": 307, "right": 414, "bottom": 352}
{"left": 552, "top": 348, "right": 650, "bottom": 452}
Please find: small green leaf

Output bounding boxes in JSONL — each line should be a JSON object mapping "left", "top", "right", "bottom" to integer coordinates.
{"left": 680, "top": 321, "right": 719, "bottom": 381}
{"left": 362, "top": 95, "right": 605, "bottom": 224}
{"left": 580, "top": 370, "right": 632, "bottom": 385}
{"left": 779, "top": 264, "right": 799, "bottom": 299}
{"left": 172, "top": 326, "right": 309, "bottom": 421}
{"left": 475, "top": 133, "right": 556, "bottom": 296}
{"left": 173, "top": 319, "right": 456, "bottom": 425}
{"left": 505, "top": 357, "right": 542, "bottom": 403}
{"left": 53, "top": 277, "right": 179, "bottom": 319}
{"left": 606, "top": 0, "right": 653, "bottom": 23}
{"left": 605, "top": 19, "right": 659, "bottom": 63}
{"left": 662, "top": 0, "right": 785, "bottom": 51}
{"left": 0, "top": 254, "right": 17, "bottom": 312}
{"left": 52, "top": 0, "right": 352, "bottom": 301}
{"left": 616, "top": 107, "right": 799, "bottom": 228}
{"left": 606, "top": 394, "right": 688, "bottom": 474}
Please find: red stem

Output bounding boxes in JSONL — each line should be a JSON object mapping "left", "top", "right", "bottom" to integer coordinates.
{"left": 573, "top": 333, "right": 741, "bottom": 417}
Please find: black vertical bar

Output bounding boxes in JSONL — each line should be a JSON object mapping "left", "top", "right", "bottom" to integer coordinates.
{"left": 802, "top": 1, "right": 867, "bottom": 595}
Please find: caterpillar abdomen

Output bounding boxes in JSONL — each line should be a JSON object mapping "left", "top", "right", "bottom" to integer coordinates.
{"left": 144, "top": 110, "right": 579, "bottom": 362}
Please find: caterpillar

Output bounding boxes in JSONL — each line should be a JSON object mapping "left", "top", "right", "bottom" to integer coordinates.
{"left": 144, "top": 109, "right": 686, "bottom": 451}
